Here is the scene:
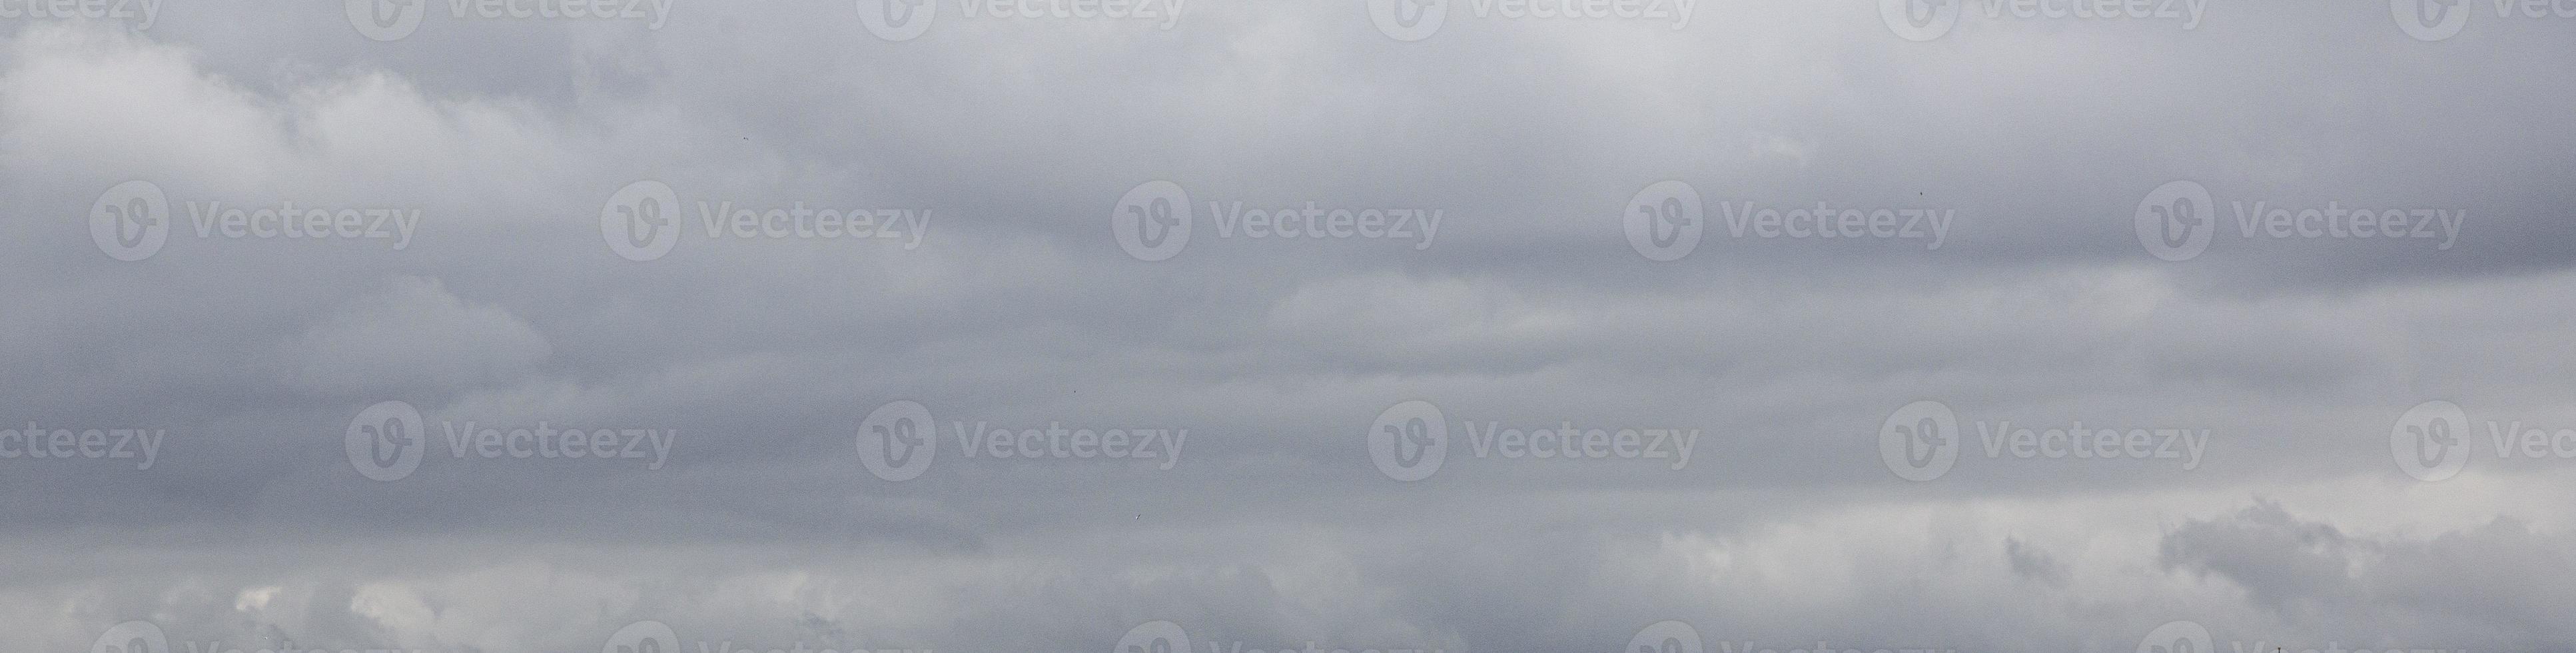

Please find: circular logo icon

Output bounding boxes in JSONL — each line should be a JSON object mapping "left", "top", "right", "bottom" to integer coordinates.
{"left": 2392, "top": 400, "right": 2470, "bottom": 482}
{"left": 1880, "top": 400, "right": 1958, "bottom": 482}
{"left": 1368, "top": 0, "right": 1447, "bottom": 41}
{"left": 1880, "top": 0, "right": 1959, "bottom": 41}
{"left": 1368, "top": 399, "right": 1448, "bottom": 481}
{"left": 603, "top": 180, "right": 682, "bottom": 262}
{"left": 347, "top": 400, "right": 427, "bottom": 482}
{"left": 1625, "top": 180, "right": 1703, "bottom": 262}
{"left": 346, "top": 0, "right": 427, "bottom": 41}
{"left": 91, "top": 180, "right": 169, "bottom": 262}
{"left": 1628, "top": 621, "right": 1704, "bottom": 653}
{"left": 2136, "top": 621, "right": 2213, "bottom": 653}
{"left": 857, "top": 0, "right": 937, "bottom": 41}
{"left": 2136, "top": 180, "right": 2215, "bottom": 262}
{"left": 604, "top": 620, "right": 682, "bottom": 653}
{"left": 2391, "top": 0, "right": 2469, "bottom": 41}
{"left": 92, "top": 620, "right": 169, "bottom": 653}
{"left": 1112, "top": 181, "right": 1192, "bottom": 261}
{"left": 1116, "top": 621, "right": 1191, "bottom": 653}
{"left": 859, "top": 400, "right": 938, "bottom": 482}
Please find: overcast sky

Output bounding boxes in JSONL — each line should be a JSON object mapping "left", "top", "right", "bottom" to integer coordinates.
{"left": 4, "top": 1, "right": 2575, "bottom": 652}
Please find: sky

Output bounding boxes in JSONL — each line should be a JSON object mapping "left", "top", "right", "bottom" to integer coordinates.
{"left": 4, "top": 1, "right": 2576, "bottom": 652}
